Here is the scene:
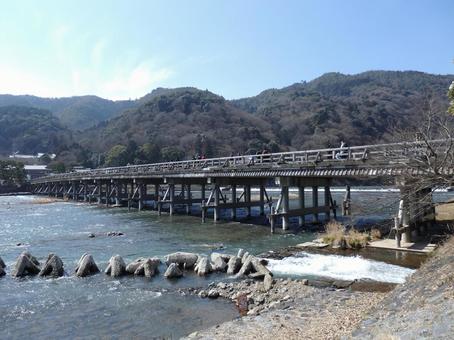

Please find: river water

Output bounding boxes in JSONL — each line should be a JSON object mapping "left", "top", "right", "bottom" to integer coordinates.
{"left": 0, "top": 189, "right": 451, "bottom": 338}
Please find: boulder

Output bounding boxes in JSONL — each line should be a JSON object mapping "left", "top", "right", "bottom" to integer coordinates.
{"left": 39, "top": 253, "right": 64, "bottom": 277}
{"left": 107, "top": 231, "right": 124, "bottom": 236}
{"left": 211, "top": 256, "right": 227, "bottom": 272}
{"left": 126, "top": 257, "right": 146, "bottom": 274}
{"left": 12, "top": 252, "right": 41, "bottom": 277}
{"left": 194, "top": 256, "right": 212, "bottom": 276}
{"left": 227, "top": 256, "right": 242, "bottom": 275}
{"left": 237, "top": 249, "right": 246, "bottom": 258}
{"left": 0, "top": 267, "right": 4, "bottom": 277}
{"left": 164, "top": 263, "right": 183, "bottom": 279}
{"left": 264, "top": 274, "right": 274, "bottom": 291}
{"left": 143, "top": 258, "right": 160, "bottom": 278}
{"left": 105, "top": 255, "right": 126, "bottom": 277}
{"left": 75, "top": 253, "right": 100, "bottom": 277}
{"left": 207, "top": 289, "right": 220, "bottom": 299}
{"left": 165, "top": 252, "right": 198, "bottom": 269}
{"left": 0, "top": 256, "right": 5, "bottom": 269}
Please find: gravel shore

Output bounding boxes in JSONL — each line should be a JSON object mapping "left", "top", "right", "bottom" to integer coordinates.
{"left": 183, "top": 278, "right": 386, "bottom": 340}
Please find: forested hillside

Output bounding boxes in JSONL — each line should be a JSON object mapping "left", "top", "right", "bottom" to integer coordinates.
{"left": 232, "top": 71, "right": 454, "bottom": 149}
{"left": 1, "top": 71, "right": 453, "bottom": 167}
{"left": 0, "top": 106, "right": 72, "bottom": 155}
{"left": 0, "top": 94, "right": 137, "bottom": 130}
{"left": 80, "top": 88, "right": 276, "bottom": 163}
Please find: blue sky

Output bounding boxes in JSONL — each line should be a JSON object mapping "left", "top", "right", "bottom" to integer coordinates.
{"left": 0, "top": 0, "right": 453, "bottom": 100}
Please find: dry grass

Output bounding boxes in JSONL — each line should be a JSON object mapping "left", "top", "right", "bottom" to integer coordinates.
{"left": 31, "top": 197, "right": 58, "bottom": 204}
{"left": 370, "top": 228, "right": 382, "bottom": 241}
{"left": 321, "top": 221, "right": 347, "bottom": 247}
{"left": 347, "top": 229, "right": 370, "bottom": 249}
{"left": 321, "top": 220, "right": 371, "bottom": 249}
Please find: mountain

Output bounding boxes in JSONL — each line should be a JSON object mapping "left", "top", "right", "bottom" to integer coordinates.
{"left": 0, "top": 94, "right": 137, "bottom": 130}
{"left": 232, "top": 71, "right": 454, "bottom": 149}
{"left": 79, "top": 88, "right": 276, "bottom": 159}
{"left": 80, "top": 71, "right": 454, "bottom": 164}
{"left": 0, "top": 106, "right": 73, "bottom": 155}
{"left": 1, "top": 70, "right": 453, "bottom": 166}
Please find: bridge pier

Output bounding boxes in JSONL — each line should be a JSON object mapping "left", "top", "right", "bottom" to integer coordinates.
{"left": 394, "top": 179, "right": 435, "bottom": 246}
{"left": 270, "top": 177, "right": 335, "bottom": 231}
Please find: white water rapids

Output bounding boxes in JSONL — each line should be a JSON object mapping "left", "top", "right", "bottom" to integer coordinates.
{"left": 266, "top": 252, "right": 415, "bottom": 284}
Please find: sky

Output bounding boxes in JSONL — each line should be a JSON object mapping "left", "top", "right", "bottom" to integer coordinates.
{"left": 0, "top": 0, "right": 453, "bottom": 100}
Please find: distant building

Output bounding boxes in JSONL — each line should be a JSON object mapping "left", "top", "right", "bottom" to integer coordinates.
{"left": 9, "top": 152, "right": 56, "bottom": 161}
{"left": 24, "top": 165, "right": 51, "bottom": 180}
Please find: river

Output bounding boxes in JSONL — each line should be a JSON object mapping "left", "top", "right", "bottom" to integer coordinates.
{"left": 0, "top": 189, "right": 451, "bottom": 338}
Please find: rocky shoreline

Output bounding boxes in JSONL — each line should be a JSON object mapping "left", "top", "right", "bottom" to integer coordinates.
{"left": 183, "top": 278, "right": 387, "bottom": 339}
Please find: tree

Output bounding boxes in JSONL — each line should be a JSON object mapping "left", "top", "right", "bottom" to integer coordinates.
{"left": 49, "top": 161, "right": 66, "bottom": 173}
{"left": 0, "top": 160, "right": 26, "bottom": 185}
{"left": 137, "top": 143, "right": 161, "bottom": 164}
{"left": 161, "top": 146, "right": 184, "bottom": 162}
{"left": 105, "top": 145, "right": 128, "bottom": 167}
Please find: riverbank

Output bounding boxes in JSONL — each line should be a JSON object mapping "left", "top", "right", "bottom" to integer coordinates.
{"left": 185, "top": 236, "right": 454, "bottom": 339}
{"left": 184, "top": 278, "right": 386, "bottom": 339}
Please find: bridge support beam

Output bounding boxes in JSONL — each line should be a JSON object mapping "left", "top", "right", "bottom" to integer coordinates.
{"left": 281, "top": 186, "right": 290, "bottom": 231}
{"left": 342, "top": 185, "right": 351, "bottom": 216}
{"left": 312, "top": 186, "right": 319, "bottom": 223}
{"left": 298, "top": 187, "right": 305, "bottom": 226}
{"left": 259, "top": 184, "right": 265, "bottom": 216}
{"left": 231, "top": 184, "right": 237, "bottom": 220}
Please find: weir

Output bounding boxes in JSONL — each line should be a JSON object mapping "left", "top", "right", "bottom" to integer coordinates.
{"left": 31, "top": 140, "right": 450, "bottom": 245}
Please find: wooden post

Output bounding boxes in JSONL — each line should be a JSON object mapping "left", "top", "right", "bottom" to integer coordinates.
{"left": 115, "top": 182, "right": 120, "bottom": 206}
{"left": 270, "top": 206, "right": 276, "bottom": 233}
{"left": 214, "top": 184, "right": 220, "bottom": 221}
{"left": 169, "top": 184, "right": 175, "bottom": 216}
{"left": 246, "top": 185, "right": 252, "bottom": 218}
{"left": 259, "top": 184, "right": 265, "bottom": 216}
{"left": 324, "top": 186, "right": 330, "bottom": 220}
{"left": 312, "top": 186, "right": 319, "bottom": 222}
{"left": 97, "top": 182, "right": 102, "bottom": 204}
{"left": 105, "top": 182, "right": 110, "bottom": 206}
{"left": 282, "top": 186, "right": 289, "bottom": 230}
{"left": 138, "top": 183, "right": 144, "bottom": 211}
{"left": 154, "top": 184, "right": 160, "bottom": 210}
{"left": 83, "top": 182, "right": 88, "bottom": 202}
{"left": 72, "top": 182, "right": 76, "bottom": 201}
{"left": 127, "top": 182, "right": 132, "bottom": 211}
{"left": 298, "top": 186, "right": 305, "bottom": 226}
{"left": 342, "top": 185, "right": 351, "bottom": 216}
{"left": 231, "top": 184, "right": 237, "bottom": 220}
{"left": 186, "top": 184, "right": 192, "bottom": 215}
{"left": 394, "top": 217, "right": 401, "bottom": 248}
{"left": 201, "top": 183, "right": 206, "bottom": 201}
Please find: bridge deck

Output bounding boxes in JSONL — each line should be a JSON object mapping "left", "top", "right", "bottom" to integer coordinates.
{"left": 31, "top": 140, "right": 449, "bottom": 184}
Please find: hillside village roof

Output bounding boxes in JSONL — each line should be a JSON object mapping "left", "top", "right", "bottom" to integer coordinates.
{"left": 24, "top": 165, "right": 49, "bottom": 171}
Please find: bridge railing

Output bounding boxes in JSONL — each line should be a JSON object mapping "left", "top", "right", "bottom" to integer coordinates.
{"left": 32, "top": 139, "right": 450, "bottom": 183}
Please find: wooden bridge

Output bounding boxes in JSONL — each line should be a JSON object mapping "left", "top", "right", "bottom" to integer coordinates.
{"left": 31, "top": 140, "right": 449, "bottom": 244}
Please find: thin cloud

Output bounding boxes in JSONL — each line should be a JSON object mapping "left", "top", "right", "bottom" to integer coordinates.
{"left": 100, "top": 61, "right": 174, "bottom": 100}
